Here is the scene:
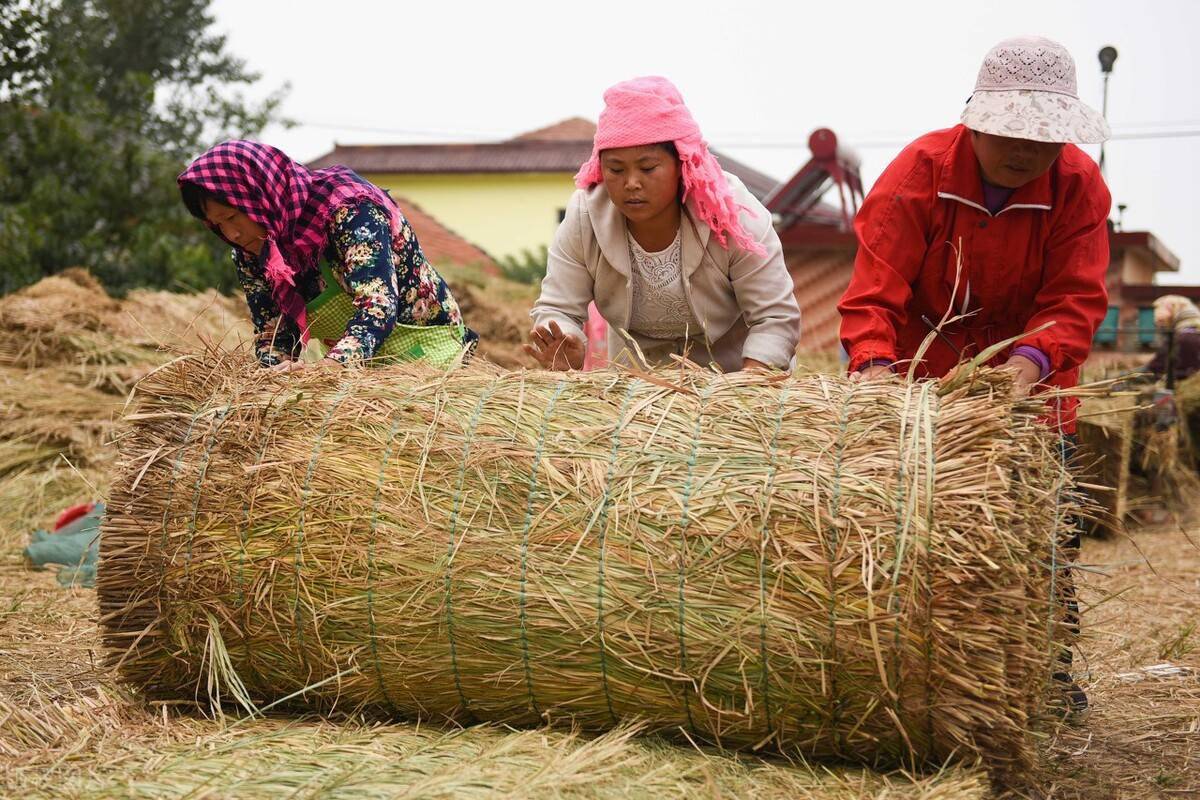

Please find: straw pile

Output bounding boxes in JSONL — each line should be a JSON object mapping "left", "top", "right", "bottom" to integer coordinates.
{"left": 1075, "top": 387, "right": 1200, "bottom": 532}
{"left": 98, "top": 355, "right": 1076, "bottom": 784}
{"left": 1076, "top": 395, "right": 1137, "bottom": 535}
{"left": 0, "top": 366, "right": 120, "bottom": 476}
{"left": 0, "top": 270, "right": 250, "bottom": 483}
{"left": 447, "top": 280, "right": 531, "bottom": 369}
{"left": 0, "top": 269, "right": 247, "bottom": 391}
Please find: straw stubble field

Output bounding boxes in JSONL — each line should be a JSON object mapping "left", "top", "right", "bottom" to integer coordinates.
{"left": 0, "top": 272, "right": 1197, "bottom": 799}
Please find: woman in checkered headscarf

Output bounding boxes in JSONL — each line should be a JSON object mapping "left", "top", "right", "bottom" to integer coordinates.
{"left": 179, "top": 140, "right": 475, "bottom": 369}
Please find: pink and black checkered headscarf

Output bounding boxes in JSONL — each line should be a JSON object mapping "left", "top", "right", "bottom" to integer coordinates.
{"left": 178, "top": 140, "right": 399, "bottom": 338}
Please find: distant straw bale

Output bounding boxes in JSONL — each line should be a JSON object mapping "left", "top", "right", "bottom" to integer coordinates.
{"left": 0, "top": 366, "right": 119, "bottom": 476}
{"left": 0, "top": 270, "right": 249, "bottom": 391}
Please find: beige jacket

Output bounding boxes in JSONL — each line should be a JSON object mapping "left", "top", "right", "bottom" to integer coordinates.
{"left": 530, "top": 173, "right": 801, "bottom": 371}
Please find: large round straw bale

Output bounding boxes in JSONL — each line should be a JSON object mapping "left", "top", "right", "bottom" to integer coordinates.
{"left": 98, "top": 355, "right": 1075, "bottom": 783}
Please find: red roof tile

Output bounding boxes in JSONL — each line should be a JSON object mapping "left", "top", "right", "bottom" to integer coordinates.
{"left": 391, "top": 196, "right": 499, "bottom": 275}
{"left": 309, "top": 118, "right": 780, "bottom": 200}
{"left": 510, "top": 117, "right": 597, "bottom": 141}
{"left": 310, "top": 141, "right": 593, "bottom": 175}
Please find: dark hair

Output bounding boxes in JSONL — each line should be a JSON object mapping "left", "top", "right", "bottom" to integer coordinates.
{"left": 180, "top": 181, "right": 218, "bottom": 221}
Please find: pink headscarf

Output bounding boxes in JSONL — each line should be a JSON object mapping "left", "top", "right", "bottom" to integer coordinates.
{"left": 574, "top": 76, "right": 765, "bottom": 256}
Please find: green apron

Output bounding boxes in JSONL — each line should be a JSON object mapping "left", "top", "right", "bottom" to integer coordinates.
{"left": 305, "top": 264, "right": 468, "bottom": 368}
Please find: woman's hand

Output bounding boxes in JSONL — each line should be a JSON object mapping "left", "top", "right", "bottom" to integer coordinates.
{"left": 524, "top": 321, "right": 585, "bottom": 371}
{"left": 1000, "top": 354, "right": 1041, "bottom": 397}
{"left": 850, "top": 364, "right": 894, "bottom": 382}
{"left": 269, "top": 357, "right": 340, "bottom": 373}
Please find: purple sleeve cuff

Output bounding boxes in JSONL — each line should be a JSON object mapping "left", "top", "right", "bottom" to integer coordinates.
{"left": 1011, "top": 346, "right": 1051, "bottom": 380}
{"left": 856, "top": 358, "right": 895, "bottom": 372}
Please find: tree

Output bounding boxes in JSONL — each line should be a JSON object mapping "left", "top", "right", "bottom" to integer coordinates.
{"left": 498, "top": 245, "right": 549, "bottom": 285}
{"left": 0, "top": 0, "right": 287, "bottom": 294}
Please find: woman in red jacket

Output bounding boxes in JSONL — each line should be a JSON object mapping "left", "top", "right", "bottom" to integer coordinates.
{"left": 840, "top": 35, "right": 1111, "bottom": 433}
{"left": 839, "top": 36, "right": 1111, "bottom": 715}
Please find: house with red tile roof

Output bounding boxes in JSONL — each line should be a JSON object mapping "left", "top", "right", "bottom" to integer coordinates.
{"left": 310, "top": 118, "right": 778, "bottom": 265}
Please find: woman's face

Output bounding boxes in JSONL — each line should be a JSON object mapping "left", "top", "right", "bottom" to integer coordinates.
{"left": 205, "top": 199, "right": 268, "bottom": 256}
{"left": 600, "top": 145, "right": 681, "bottom": 226}
{"left": 970, "top": 131, "right": 1064, "bottom": 189}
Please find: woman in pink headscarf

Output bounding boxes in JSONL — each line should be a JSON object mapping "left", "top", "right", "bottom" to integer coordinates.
{"left": 526, "top": 77, "right": 800, "bottom": 373}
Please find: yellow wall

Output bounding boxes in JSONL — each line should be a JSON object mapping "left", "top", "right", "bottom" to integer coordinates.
{"left": 363, "top": 172, "right": 578, "bottom": 263}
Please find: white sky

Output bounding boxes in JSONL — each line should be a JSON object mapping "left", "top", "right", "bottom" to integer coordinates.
{"left": 212, "top": 0, "right": 1200, "bottom": 281}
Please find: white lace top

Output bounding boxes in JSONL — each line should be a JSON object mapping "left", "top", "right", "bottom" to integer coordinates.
{"left": 627, "top": 229, "right": 700, "bottom": 340}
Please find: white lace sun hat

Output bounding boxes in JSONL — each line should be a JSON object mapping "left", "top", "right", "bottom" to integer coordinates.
{"left": 961, "top": 36, "right": 1111, "bottom": 144}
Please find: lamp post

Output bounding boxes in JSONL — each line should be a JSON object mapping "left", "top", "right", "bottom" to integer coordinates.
{"left": 1098, "top": 45, "right": 1118, "bottom": 176}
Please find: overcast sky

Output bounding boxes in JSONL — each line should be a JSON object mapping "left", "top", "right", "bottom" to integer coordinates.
{"left": 211, "top": 0, "right": 1200, "bottom": 281}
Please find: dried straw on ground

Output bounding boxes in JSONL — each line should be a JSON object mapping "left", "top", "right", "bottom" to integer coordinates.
{"left": 0, "top": 269, "right": 247, "bottom": 391}
{"left": 0, "top": 693, "right": 990, "bottom": 800}
{"left": 98, "top": 355, "right": 1077, "bottom": 785}
{"left": 0, "top": 366, "right": 121, "bottom": 477}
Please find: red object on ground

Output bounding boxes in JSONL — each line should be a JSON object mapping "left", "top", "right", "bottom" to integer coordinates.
{"left": 54, "top": 502, "right": 96, "bottom": 531}
{"left": 582, "top": 302, "right": 609, "bottom": 370}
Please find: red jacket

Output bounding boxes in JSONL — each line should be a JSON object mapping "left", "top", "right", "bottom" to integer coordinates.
{"left": 838, "top": 125, "right": 1111, "bottom": 432}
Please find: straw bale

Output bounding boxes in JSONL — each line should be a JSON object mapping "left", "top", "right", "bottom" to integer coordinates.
{"left": 0, "top": 464, "right": 988, "bottom": 800}
{"left": 1075, "top": 389, "right": 1200, "bottom": 531}
{"left": 1135, "top": 415, "right": 1200, "bottom": 504}
{"left": 97, "top": 355, "right": 1077, "bottom": 785}
{"left": 0, "top": 271, "right": 249, "bottom": 391}
{"left": 0, "top": 366, "right": 120, "bottom": 476}
{"left": 1076, "top": 396, "right": 1137, "bottom": 535}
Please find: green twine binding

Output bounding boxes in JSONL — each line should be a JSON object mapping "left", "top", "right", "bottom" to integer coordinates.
{"left": 594, "top": 378, "right": 639, "bottom": 725}
{"left": 756, "top": 385, "right": 789, "bottom": 737}
{"left": 365, "top": 411, "right": 409, "bottom": 713}
{"left": 184, "top": 402, "right": 233, "bottom": 582}
{"left": 158, "top": 404, "right": 212, "bottom": 604}
{"left": 443, "top": 378, "right": 505, "bottom": 717}
{"left": 887, "top": 384, "right": 914, "bottom": 754}
{"left": 917, "top": 384, "right": 938, "bottom": 755}
{"left": 675, "top": 385, "right": 709, "bottom": 736}
{"left": 294, "top": 385, "right": 353, "bottom": 667}
{"left": 517, "top": 378, "right": 568, "bottom": 718}
{"left": 826, "top": 379, "right": 851, "bottom": 751}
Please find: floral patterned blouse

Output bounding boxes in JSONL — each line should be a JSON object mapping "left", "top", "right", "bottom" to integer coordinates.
{"left": 234, "top": 200, "right": 474, "bottom": 366}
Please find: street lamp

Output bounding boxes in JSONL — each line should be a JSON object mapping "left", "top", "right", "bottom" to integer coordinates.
{"left": 1098, "top": 45, "right": 1118, "bottom": 175}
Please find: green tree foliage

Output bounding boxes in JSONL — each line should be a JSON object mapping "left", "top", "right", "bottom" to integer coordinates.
{"left": 498, "top": 245, "right": 549, "bottom": 285}
{"left": 0, "top": 0, "right": 287, "bottom": 294}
